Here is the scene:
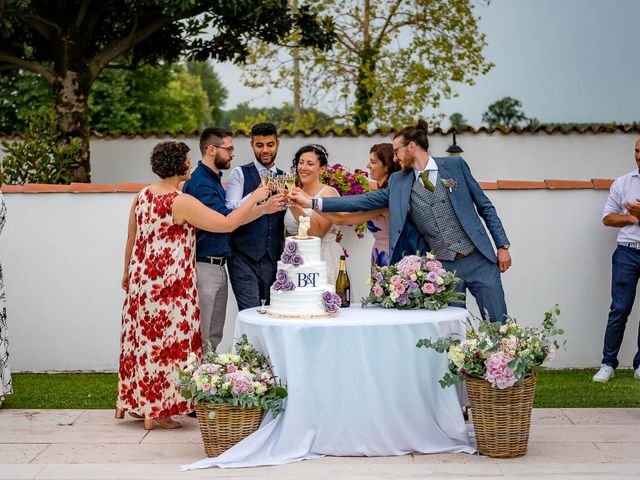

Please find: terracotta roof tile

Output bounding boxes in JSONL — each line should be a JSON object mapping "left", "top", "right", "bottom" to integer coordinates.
{"left": 496, "top": 180, "right": 547, "bottom": 189}
{"left": 544, "top": 180, "right": 594, "bottom": 189}
{"left": 0, "top": 179, "right": 617, "bottom": 193}
{"left": 592, "top": 179, "right": 614, "bottom": 190}
{"left": 0, "top": 184, "right": 23, "bottom": 193}
{"left": 22, "top": 183, "right": 70, "bottom": 193}
{"left": 69, "top": 183, "right": 117, "bottom": 193}
{"left": 115, "top": 183, "right": 148, "bottom": 193}
{"left": 3, "top": 124, "right": 639, "bottom": 139}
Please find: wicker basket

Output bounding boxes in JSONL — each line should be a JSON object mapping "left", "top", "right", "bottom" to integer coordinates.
{"left": 194, "top": 402, "right": 263, "bottom": 457}
{"left": 466, "top": 375, "right": 536, "bottom": 458}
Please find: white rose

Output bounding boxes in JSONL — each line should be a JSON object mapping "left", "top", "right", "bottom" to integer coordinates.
{"left": 389, "top": 291, "right": 400, "bottom": 301}
{"left": 447, "top": 346, "right": 466, "bottom": 369}
{"left": 436, "top": 277, "right": 444, "bottom": 285}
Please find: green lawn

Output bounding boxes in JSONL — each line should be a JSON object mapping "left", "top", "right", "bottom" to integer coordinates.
{"left": 1, "top": 369, "right": 639, "bottom": 409}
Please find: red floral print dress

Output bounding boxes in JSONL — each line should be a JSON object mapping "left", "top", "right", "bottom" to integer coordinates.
{"left": 117, "top": 188, "right": 202, "bottom": 418}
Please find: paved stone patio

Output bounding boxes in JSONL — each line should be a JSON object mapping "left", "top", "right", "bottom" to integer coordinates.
{"left": 1, "top": 408, "right": 640, "bottom": 479}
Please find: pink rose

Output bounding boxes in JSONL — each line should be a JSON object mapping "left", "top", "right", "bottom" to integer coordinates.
{"left": 395, "top": 283, "right": 406, "bottom": 294}
{"left": 422, "top": 283, "right": 436, "bottom": 294}
{"left": 223, "top": 371, "right": 255, "bottom": 395}
{"left": 484, "top": 351, "right": 516, "bottom": 389}
{"left": 390, "top": 275, "right": 401, "bottom": 285}
{"left": 226, "top": 364, "right": 237, "bottom": 373}
{"left": 426, "top": 261, "right": 438, "bottom": 271}
{"left": 202, "top": 383, "right": 211, "bottom": 392}
{"left": 373, "top": 285, "right": 383, "bottom": 297}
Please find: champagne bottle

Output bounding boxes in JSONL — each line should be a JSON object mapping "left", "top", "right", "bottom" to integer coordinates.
{"left": 335, "top": 255, "right": 351, "bottom": 307}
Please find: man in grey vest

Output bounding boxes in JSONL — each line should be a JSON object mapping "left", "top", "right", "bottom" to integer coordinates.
{"left": 290, "top": 120, "right": 512, "bottom": 323}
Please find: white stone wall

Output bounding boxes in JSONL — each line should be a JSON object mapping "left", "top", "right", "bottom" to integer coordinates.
{"left": 0, "top": 186, "right": 632, "bottom": 372}
{"left": 83, "top": 130, "right": 637, "bottom": 185}
{"left": 1, "top": 130, "right": 640, "bottom": 371}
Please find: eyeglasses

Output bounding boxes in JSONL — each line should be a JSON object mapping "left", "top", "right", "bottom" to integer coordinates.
{"left": 392, "top": 144, "right": 407, "bottom": 156}
{"left": 212, "top": 144, "right": 234, "bottom": 153}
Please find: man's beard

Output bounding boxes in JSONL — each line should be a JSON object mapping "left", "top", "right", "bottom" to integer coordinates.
{"left": 400, "top": 152, "right": 415, "bottom": 173}
{"left": 254, "top": 150, "right": 278, "bottom": 167}
{"left": 214, "top": 153, "right": 231, "bottom": 170}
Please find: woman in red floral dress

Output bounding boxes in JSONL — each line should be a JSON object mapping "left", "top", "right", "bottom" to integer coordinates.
{"left": 116, "top": 141, "right": 282, "bottom": 430}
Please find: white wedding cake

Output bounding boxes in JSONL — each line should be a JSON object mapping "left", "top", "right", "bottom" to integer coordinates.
{"left": 267, "top": 217, "right": 341, "bottom": 317}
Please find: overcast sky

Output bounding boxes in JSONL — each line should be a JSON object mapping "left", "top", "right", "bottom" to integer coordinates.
{"left": 213, "top": 0, "right": 640, "bottom": 127}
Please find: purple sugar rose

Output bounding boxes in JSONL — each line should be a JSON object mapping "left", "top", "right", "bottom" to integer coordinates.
{"left": 282, "top": 281, "right": 296, "bottom": 291}
{"left": 332, "top": 292, "right": 342, "bottom": 307}
{"left": 284, "top": 241, "right": 298, "bottom": 254}
{"left": 281, "top": 253, "right": 292, "bottom": 263}
{"left": 275, "top": 269, "right": 288, "bottom": 283}
{"left": 321, "top": 291, "right": 334, "bottom": 305}
{"left": 290, "top": 254, "right": 303, "bottom": 266}
{"left": 325, "top": 302, "right": 339, "bottom": 314}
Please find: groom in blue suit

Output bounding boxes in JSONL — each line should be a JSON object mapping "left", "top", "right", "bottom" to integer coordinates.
{"left": 290, "top": 120, "right": 512, "bottom": 323}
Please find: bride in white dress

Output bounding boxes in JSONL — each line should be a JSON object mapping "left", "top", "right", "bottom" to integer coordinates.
{"left": 284, "top": 144, "right": 342, "bottom": 284}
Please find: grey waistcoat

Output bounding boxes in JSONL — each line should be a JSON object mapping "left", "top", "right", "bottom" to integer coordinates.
{"left": 408, "top": 173, "right": 475, "bottom": 261}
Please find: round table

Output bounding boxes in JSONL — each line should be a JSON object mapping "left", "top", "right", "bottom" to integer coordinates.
{"left": 184, "top": 305, "right": 475, "bottom": 470}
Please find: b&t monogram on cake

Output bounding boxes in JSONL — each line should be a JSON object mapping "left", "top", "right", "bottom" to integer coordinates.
{"left": 297, "top": 272, "right": 320, "bottom": 288}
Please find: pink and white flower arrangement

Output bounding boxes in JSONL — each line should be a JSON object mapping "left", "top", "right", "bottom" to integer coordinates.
{"left": 177, "top": 335, "right": 287, "bottom": 415}
{"left": 320, "top": 164, "right": 370, "bottom": 238}
{"left": 362, "top": 252, "right": 463, "bottom": 310}
{"left": 417, "top": 306, "right": 565, "bottom": 389}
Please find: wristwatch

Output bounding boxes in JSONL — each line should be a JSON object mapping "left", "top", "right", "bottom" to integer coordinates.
{"left": 311, "top": 198, "right": 320, "bottom": 211}
{"left": 500, "top": 244, "right": 510, "bottom": 250}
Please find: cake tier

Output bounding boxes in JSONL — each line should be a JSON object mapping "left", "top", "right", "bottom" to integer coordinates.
{"left": 284, "top": 236, "right": 321, "bottom": 264}
{"left": 269, "top": 284, "right": 336, "bottom": 316}
{"left": 277, "top": 262, "right": 328, "bottom": 288}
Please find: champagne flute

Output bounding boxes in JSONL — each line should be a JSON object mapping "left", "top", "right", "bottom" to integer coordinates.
{"left": 259, "top": 171, "right": 273, "bottom": 204}
{"left": 260, "top": 170, "right": 271, "bottom": 188}
{"left": 284, "top": 174, "right": 295, "bottom": 191}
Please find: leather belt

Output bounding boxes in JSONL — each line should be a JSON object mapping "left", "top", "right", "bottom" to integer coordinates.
{"left": 454, "top": 248, "right": 478, "bottom": 259}
{"left": 619, "top": 242, "right": 640, "bottom": 250}
{"left": 196, "top": 256, "right": 227, "bottom": 265}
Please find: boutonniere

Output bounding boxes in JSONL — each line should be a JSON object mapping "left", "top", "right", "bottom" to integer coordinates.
{"left": 441, "top": 178, "right": 457, "bottom": 192}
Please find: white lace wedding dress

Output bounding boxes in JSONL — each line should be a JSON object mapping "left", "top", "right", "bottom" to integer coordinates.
{"left": 284, "top": 186, "right": 342, "bottom": 284}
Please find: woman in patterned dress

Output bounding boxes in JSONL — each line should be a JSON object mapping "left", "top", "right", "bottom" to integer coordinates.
{"left": 299, "top": 143, "right": 399, "bottom": 270}
{"left": 0, "top": 191, "right": 12, "bottom": 407}
{"left": 116, "top": 141, "right": 276, "bottom": 430}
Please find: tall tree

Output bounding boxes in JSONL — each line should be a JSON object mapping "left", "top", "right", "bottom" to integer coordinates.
{"left": 449, "top": 112, "right": 467, "bottom": 131}
{"left": 224, "top": 101, "right": 343, "bottom": 132}
{"left": 240, "top": 0, "right": 492, "bottom": 129}
{"left": 186, "top": 61, "right": 228, "bottom": 125}
{"left": 482, "top": 96, "right": 528, "bottom": 128}
{"left": 0, "top": 0, "right": 333, "bottom": 182}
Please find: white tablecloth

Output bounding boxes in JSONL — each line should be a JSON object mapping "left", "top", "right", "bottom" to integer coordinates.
{"left": 183, "top": 305, "right": 475, "bottom": 470}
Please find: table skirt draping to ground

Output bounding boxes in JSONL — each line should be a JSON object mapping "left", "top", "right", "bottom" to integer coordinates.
{"left": 182, "top": 305, "right": 475, "bottom": 470}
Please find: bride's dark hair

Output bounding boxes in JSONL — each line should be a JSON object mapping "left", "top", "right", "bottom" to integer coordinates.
{"left": 292, "top": 144, "right": 329, "bottom": 171}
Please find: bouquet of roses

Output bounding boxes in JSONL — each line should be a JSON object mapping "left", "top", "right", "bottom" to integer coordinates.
{"left": 362, "top": 252, "right": 463, "bottom": 309}
{"left": 176, "top": 335, "right": 287, "bottom": 417}
{"left": 320, "top": 164, "right": 370, "bottom": 238}
{"left": 417, "top": 306, "right": 565, "bottom": 389}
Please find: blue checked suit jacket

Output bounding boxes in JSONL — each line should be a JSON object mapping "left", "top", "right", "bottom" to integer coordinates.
{"left": 322, "top": 156, "right": 509, "bottom": 263}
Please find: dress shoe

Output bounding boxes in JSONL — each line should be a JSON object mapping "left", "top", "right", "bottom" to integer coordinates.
{"left": 593, "top": 364, "right": 615, "bottom": 382}
{"left": 635, "top": 367, "right": 640, "bottom": 380}
{"left": 144, "top": 416, "right": 182, "bottom": 430}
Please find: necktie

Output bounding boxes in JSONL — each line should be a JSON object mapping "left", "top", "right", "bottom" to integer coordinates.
{"left": 420, "top": 171, "right": 435, "bottom": 192}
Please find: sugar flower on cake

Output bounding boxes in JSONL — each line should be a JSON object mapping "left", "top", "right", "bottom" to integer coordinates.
{"left": 281, "top": 241, "right": 303, "bottom": 266}
{"left": 273, "top": 269, "right": 296, "bottom": 291}
{"left": 321, "top": 290, "right": 342, "bottom": 314}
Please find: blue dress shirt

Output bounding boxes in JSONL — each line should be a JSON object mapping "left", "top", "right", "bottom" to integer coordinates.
{"left": 183, "top": 161, "right": 233, "bottom": 258}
